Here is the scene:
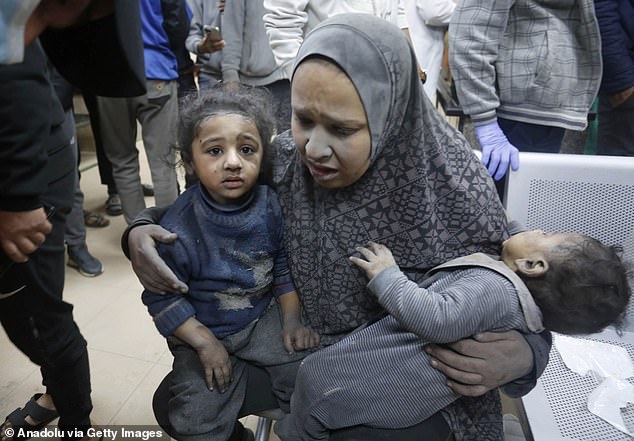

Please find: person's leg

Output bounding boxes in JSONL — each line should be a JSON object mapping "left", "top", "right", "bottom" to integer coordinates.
{"left": 275, "top": 317, "right": 459, "bottom": 441}
{"left": 136, "top": 80, "right": 179, "bottom": 208}
{"left": 97, "top": 95, "right": 146, "bottom": 224}
{"left": 597, "top": 93, "right": 634, "bottom": 156}
{"left": 329, "top": 413, "right": 454, "bottom": 441}
{"left": 82, "top": 92, "right": 119, "bottom": 197}
{"left": 233, "top": 304, "right": 305, "bottom": 412}
{"left": 497, "top": 118, "right": 565, "bottom": 154}
{"left": 166, "top": 338, "right": 248, "bottom": 441}
{"left": 64, "top": 110, "right": 87, "bottom": 249}
{"left": 0, "top": 155, "right": 92, "bottom": 438}
{"left": 153, "top": 364, "right": 278, "bottom": 439}
{"left": 63, "top": 110, "right": 103, "bottom": 277}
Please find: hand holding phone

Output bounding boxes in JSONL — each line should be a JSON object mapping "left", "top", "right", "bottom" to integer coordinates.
{"left": 198, "top": 25, "right": 224, "bottom": 54}
{"left": 203, "top": 25, "right": 221, "bottom": 42}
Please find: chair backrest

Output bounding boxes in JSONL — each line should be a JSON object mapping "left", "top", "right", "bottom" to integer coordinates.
{"left": 502, "top": 152, "right": 634, "bottom": 441}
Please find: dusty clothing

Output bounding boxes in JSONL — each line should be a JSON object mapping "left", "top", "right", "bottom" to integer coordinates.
{"left": 143, "top": 184, "right": 294, "bottom": 337}
{"left": 277, "top": 254, "right": 543, "bottom": 440}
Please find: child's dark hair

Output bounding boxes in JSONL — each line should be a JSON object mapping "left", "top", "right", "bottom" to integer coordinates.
{"left": 522, "top": 236, "right": 631, "bottom": 335}
{"left": 176, "top": 84, "right": 277, "bottom": 180}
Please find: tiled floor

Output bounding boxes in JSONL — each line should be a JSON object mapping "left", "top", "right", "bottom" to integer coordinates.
{"left": 0, "top": 143, "right": 276, "bottom": 439}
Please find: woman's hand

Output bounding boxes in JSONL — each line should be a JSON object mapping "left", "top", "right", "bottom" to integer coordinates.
{"left": 282, "top": 319, "right": 320, "bottom": 353}
{"left": 196, "top": 340, "right": 232, "bottom": 392}
{"left": 128, "top": 224, "right": 188, "bottom": 294}
{"left": 425, "top": 330, "right": 533, "bottom": 396}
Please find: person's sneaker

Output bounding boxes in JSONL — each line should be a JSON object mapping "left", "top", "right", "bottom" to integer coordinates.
{"left": 142, "top": 183, "right": 155, "bottom": 197}
{"left": 67, "top": 245, "right": 104, "bottom": 277}
{"left": 105, "top": 193, "right": 122, "bottom": 216}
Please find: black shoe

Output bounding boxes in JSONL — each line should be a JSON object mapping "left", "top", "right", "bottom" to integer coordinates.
{"left": 142, "top": 183, "right": 155, "bottom": 197}
{"left": 67, "top": 245, "right": 103, "bottom": 277}
{"left": 105, "top": 193, "right": 122, "bottom": 216}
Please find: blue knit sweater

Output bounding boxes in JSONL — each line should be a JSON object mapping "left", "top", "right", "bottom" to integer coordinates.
{"left": 142, "top": 184, "right": 294, "bottom": 338}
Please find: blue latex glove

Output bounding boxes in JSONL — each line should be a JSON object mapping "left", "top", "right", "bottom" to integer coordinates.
{"left": 475, "top": 121, "right": 520, "bottom": 181}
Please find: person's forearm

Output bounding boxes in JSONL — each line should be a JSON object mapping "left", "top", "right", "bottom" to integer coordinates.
{"left": 278, "top": 291, "right": 302, "bottom": 327}
{"left": 448, "top": 0, "right": 512, "bottom": 122}
{"left": 502, "top": 331, "right": 552, "bottom": 397}
{"left": 263, "top": 0, "right": 309, "bottom": 71}
{"left": 185, "top": 0, "right": 204, "bottom": 54}
{"left": 173, "top": 317, "right": 219, "bottom": 350}
{"left": 120, "top": 206, "right": 169, "bottom": 258}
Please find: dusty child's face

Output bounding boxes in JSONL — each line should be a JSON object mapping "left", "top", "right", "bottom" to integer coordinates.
{"left": 291, "top": 59, "right": 372, "bottom": 189}
{"left": 501, "top": 230, "right": 585, "bottom": 267}
{"left": 190, "top": 113, "right": 263, "bottom": 205}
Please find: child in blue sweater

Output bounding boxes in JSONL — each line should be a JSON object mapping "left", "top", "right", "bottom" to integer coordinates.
{"left": 142, "top": 85, "right": 319, "bottom": 441}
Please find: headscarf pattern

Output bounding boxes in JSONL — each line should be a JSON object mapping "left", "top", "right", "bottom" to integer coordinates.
{"left": 272, "top": 14, "right": 508, "bottom": 345}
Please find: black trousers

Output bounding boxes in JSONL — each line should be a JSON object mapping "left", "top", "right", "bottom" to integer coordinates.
{"left": 82, "top": 92, "right": 117, "bottom": 194}
{"left": 0, "top": 147, "right": 92, "bottom": 436}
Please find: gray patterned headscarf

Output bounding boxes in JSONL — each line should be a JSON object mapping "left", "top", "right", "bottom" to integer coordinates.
{"left": 271, "top": 13, "right": 508, "bottom": 345}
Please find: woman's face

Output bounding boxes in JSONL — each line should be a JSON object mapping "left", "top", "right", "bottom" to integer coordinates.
{"left": 291, "top": 59, "right": 372, "bottom": 189}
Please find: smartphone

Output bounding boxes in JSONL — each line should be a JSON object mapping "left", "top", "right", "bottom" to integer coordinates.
{"left": 203, "top": 25, "right": 222, "bottom": 41}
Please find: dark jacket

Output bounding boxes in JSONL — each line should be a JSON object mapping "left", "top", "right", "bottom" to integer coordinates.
{"left": 40, "top": 0, "right": 146, "bottom": 97}
{"left": 0, "top": 4, "right": 146, "bottom": 212}
{"left": 595, "top": 0, "right": 634, "bottom": 94}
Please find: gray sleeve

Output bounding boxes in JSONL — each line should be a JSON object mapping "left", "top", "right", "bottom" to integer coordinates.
{"left": 448, "top": 0, "right": 512, "bottom": 126}
{"left": 368, "top": 266, "right": 518, "bottom": 343}
{"left": 220, "top": 0, "right": 244, "bottom": 83}
{"left": 185, "top": 0, "right": 204, "bottom": 54}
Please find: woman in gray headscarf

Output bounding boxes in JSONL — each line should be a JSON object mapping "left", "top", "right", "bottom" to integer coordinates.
{"left": 124, "top": 13, "right": 550, "bottom": 441}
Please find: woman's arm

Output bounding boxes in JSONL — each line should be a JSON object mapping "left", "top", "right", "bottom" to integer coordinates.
{"left": 425, "top": 329, "right": 552, "bottom": 397}
{"left": 121, "top": 206, "right": 188, "bottom": 294}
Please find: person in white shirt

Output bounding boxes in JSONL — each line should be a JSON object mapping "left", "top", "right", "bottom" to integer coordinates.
{"left": 263, "top": 0, "right": 407, "bottom": 79}
{"left": 404, "top": 0, "right": 455, "bottom": 101}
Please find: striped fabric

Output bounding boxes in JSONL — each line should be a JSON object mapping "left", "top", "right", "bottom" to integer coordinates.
{"left": 278, "top": 264, "right": 534, "bottom": 441}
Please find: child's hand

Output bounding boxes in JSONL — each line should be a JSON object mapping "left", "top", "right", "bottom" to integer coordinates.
{"left": 349, "top": 241, "right": 397, "bottom": 280}
{"left": 196, "top": 341, "right": 232, "bottom": 393}
{"left": 282, "top": 319, "right": 320, "bottom": 353}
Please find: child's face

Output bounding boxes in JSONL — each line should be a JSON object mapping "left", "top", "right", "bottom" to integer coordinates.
{"left": 291, "top": 60, "right": 372, "bottom": 189}
{"left": 190, "top": 113, "right": 263, "bottom": 205}
{"left": 501, "top": 230, "right": 584, "bottom": 265}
